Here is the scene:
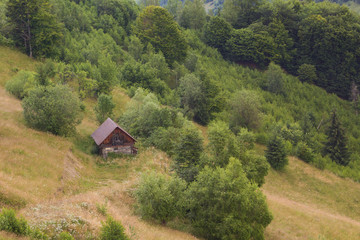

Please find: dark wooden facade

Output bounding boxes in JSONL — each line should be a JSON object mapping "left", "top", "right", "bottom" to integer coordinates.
{"left": 91, "top": 118, "right": 137, "bottom": 158}
{"left": 100, "top": 128, "right": 137, "bottom": 156}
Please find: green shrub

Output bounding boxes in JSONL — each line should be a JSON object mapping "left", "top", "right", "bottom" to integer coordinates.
{"left": 99, "top": 217, "right": 129, "bottom": 240}
{"left": 296, "top": 141, "right": 314, "bottom": 163}
{"left": 94, "top": 93, "right": 115, "bottom": 124}
{"left": 96, "top": 203, "right": 108, "bottom": 216}
{"left": 185, "top": 158, "right": 272, "bottom": 240}
{"left": 59, "top": 231, "right": 74, "bottom": 240}
{"left": 22, "top": 85, "right": 83, "bottom": 136}
{"left": 0, "top": 208, "right": 29, "bottom": 235}
{"left": 135, "top": 172, "right": 186, "bottom": 224}
{"left": 265, "top": 135, "right": 288, "bottom": 170}
{"left": 30, "top": 227, "right": 49, "bottom": 240}
{"left": 238, "top": 128, "right": 256, "bottom": 150}
{"left": 5, "top": 70, "right": 36, "bottom": 99}
{"left": 313, "top": 154, "right": 327, "bottom": 170}
{"left": 255, "top": 132, "right": 269, "bottom": 145}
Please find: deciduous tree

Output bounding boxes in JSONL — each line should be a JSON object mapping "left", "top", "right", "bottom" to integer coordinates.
{"left": 7, "top": 0, "right": 62, "bottom": 57}
{"left": 185, "top": 158, "right": 272, "bottom": 240}
{"left": 22, "top": 85, "right": 82, "bottom": 136}
{"left": 134, "top": 6, "right": 187, "bottom": 66}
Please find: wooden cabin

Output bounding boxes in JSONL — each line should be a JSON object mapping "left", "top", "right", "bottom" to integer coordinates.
{"left": 91, "top": 118, "right": 137, "bottom": 158}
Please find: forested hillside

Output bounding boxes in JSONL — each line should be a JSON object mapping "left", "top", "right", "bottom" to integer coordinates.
{"left": 1, "top": 0, "right": 360, "bottom": 239}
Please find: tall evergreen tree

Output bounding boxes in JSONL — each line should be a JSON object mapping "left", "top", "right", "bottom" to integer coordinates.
{"left": 325, "top": 111, "right": 350, "bottom": 166}
{"left": 265, "top": 135, "right": 288, "bottom": 170}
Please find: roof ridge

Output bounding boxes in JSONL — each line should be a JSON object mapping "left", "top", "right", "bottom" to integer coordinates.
{"left": 91, "top": 118, "right": 136, "bottom": 146}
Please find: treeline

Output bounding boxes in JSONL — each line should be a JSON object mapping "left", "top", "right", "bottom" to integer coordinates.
{"left": 205, "top": 0, "right": 360, "bottom": 100}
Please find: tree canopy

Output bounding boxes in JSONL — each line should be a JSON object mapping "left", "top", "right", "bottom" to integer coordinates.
{"left": 22, "top": 85, "right": 82, "bottom": 136}
{"left": 134, "top": 6, "right": 187, "bottom": 66}
{"left": 7, "top": 0, "right": 63, "bottom": 57}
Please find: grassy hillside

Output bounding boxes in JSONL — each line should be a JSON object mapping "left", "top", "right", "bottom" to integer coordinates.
{"left": 1, "top": 47, "right": 360, "bottom": 239}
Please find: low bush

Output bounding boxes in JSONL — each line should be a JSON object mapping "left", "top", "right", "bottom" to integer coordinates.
{"left": 296, "top": 141, "right": 314, "bottom": 163}
{"left": 5, "top": 70, "right": 36, "bottom": 99}
{"left": 59, "top": 231, "right": 74, "bottom": 240}
{"left": 99, "top": 217, "right": 129, "bottom": 240}
{"left": 135, "top": 172, "right": 186, "bottom": 224}
{"left": 0, "top": 208, "right": 28, "bottom": 235}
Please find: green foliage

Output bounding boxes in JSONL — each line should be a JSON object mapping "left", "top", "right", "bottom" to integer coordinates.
{"left": 174, "top": 125, "right": 203, "bottom": 182}
{"left": 229, "top": 90, "right": 262, "bottom": 131}
{"left": 134, "top": 6, "right": 187, "bottom": 65}
{"left": 237, "top": 128, "right": 256, "bottom": 150}
{"left": 164, "top": 0, "right": 183, "bottom": 21}
{"left": 97, "top": 55, "right": 117, "bottom": 94}
{"left": 297, "top": 64, "right": 317, "bottom": 84}
{"left": 222, "top": 0, "right": 265, "bottom": 28}
{"left": 296, "top": 141, "right": 314, "bottom": 163}
{"left": 135, "top": 172, "right": 186, "bottom": 223}
{"left": 266, "top": 62, "right": 285, "bottom": 95}
{"left": 206, "top": 120, "right": 241, "bottom": 167}
{"left": 147, "top": 127, "right": 181, "bottom": 156}
{"left": 268, "top": 18, "right": 294, "bottom": 69}
{"left": 241, "top": 152, "right": 270, "bottom": 187}
{"left": 35, "top": 60, "right": 56, "bottom": 86}
{"left": 225, "top": 28, "right": 275, "bottom": 68}
{"left": 324, "top": 111, "right": 350, "bottom": 166}
{"left": 95, "top": 94, "right": 115, "bottom": 124}
{"left": 59, "top": 231, "right": 74, "bottom": 240}
{"left": 203, "top": 16, "right": 232, "bottom": 54}
{"left": 0, "top": 208, "right": 28, "bottom": 236}
{"left": 96, "top": 202, "right": 108, "bottom": 216}
{"left": 99, "top": 217, "right": 129, "bottom": 240}
{"left": 266, "top": 135, "right": 288, "bottom": 170}
{"left": 127, "top": 35, "right": 143, "bottom": 61}
{"left": 77, "top": 70, "right": 98, "bottom": 99}
{"left": 7, "top": 0, "right": 63, "bottom": 57}
{"left": 5, "top": 70, "right": 36, "bottom": 99}
{"left": 0, "top": 0, "right": 12, "bottom": 46}
{"left": 178, "top": 74, "right": 203, "bottom": 120}
{"left": 120, "top": 59, "right": 170, "bottom": 99}
{"left": 185, "top": 158, "right": 272, "bottom": 240}
{"left": 179, "top": 0, "right": 206, "bottom": 30}
{"left": 93, "top": 0, "right": 139, "bottom": 34}
{"left": 119, "top": 89, "right": 181, "bottom": 138}
{"left": 22, "top": 85, "right": 82, "bottom": 136}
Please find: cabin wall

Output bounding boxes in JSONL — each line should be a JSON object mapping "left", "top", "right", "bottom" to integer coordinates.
{"left": 101, "top": 146, "right": 137, "bottom": 158}
{"left": 101, "top": 128, "right": 135, "bottom": 146}
{"left": 99, "top": 127, "right": 136, "bottom": 158}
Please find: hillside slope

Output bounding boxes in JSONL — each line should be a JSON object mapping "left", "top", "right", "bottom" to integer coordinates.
{"left": 0, "top": 47, "right": 360, "bottom": 239}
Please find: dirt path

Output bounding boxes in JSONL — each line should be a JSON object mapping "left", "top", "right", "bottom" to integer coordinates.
{"left": 263, "top": 190, "right": 360, "bottom": 227}
{"left": 21, "top": 177, "right": 199, "bottom": 240}
{"left": 0, "top": 88, "right": 22, "bottom": 113}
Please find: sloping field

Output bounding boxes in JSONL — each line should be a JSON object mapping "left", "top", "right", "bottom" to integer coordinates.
{"left": 263, "top": 157, "right": 360, "bottom": 240}
{"left": 0, "top": 47, "right": 360, "bottom": 239}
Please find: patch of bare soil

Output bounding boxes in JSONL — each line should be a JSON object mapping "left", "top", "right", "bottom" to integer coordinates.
{"left": 0, "top": 88, "right": 21, "bottom": 113}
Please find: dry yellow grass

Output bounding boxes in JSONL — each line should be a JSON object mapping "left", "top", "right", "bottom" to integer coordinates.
{"left": 0, "top": 46, "right": 36, "bottom": 87}
{"left": 263, "top": 157, "right": 360, "bottom": 240}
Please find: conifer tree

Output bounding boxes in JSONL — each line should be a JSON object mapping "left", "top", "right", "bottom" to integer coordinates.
{"left": 265, "top": 135, "right": 288, "bottom": 170}
{"left": 325, "top": 111, "right": 350, "bottom": 166}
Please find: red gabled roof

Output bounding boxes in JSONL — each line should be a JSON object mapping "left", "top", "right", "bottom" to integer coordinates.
{"left": 91, "top": 118, "right": 136, "bottom": 146}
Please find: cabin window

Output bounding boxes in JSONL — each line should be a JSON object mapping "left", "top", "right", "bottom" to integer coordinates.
{"left": 112, "top": 133, "right": 124, "bottom": 145}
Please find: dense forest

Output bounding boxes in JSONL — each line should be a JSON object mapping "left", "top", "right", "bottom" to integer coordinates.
{"left": 1, "top": 0, "right": 360, "bottom": 239}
